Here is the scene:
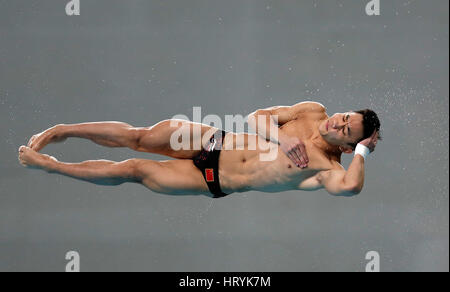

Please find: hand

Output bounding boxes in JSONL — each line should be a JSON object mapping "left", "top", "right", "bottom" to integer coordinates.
{"left": 279, "top": 136, "right": 309, "bottom": 168}
{"left": 359, "top": 130, "right": 379, "bottom": 153}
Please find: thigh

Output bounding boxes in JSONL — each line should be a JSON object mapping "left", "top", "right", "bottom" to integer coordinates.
{"left": 138, "top": 159, "right": 212, "bottom": 197}
{"left": 139, "top": 119, "right": 219, "bottom": 159}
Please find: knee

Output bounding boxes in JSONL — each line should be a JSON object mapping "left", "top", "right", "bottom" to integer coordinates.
{"left": 127, "top": 127, "right": 148, "bottom": 151}
{"left": 120, "top": 158, "right": 144, "bottom": 179}
{"left": 123, "top": 159, "right": 161, "bottom": 181}
{"left": 131, "top": 124, "right": 166, "bottom": 152}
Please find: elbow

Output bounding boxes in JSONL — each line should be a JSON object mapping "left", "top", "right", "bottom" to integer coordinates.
{"left": 346, "top": 185, "right": 363, "bottom": 197}
{"left": 248, "top": 110, "right": 268, "bottom": 126}
{"left": 336, "top": 191, "right": 359, "bottom": 198}
{"left": 336, "top": 185, "right": 362, "bottom": 197}
{"left": 249, "top": 109, "right": 266, "bottom": 118}
{"left": 247, "top": 110, "right": 257, "bottom": 122}
{"left": 348, "top": 188, "right": 362, "bottom": 197}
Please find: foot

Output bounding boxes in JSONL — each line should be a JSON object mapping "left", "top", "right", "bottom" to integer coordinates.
{"left": 27, "top": 125, "right": 67, "bottom": 152}
{"left": 18, "top": 146, "right": 58, "bottom": 170}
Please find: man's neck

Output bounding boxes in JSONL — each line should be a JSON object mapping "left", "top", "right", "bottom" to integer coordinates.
{"left": 310, "top": 131, "right": 342, "bottom": 160}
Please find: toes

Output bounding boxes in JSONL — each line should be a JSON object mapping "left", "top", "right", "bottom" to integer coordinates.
{"left": 19, "top": 145, "right": 27, "bottom": 153}
{"left": 18, "top": 146, "right": 33, "bottom": 167}
{"left": 18, "top": 154, "right": 26, "bottom": 166}
{"left": 18, "top": 146, "right": 26, "bottom": 161}
{"left": 27, "top": 135, "right": 37, "bottom": 147}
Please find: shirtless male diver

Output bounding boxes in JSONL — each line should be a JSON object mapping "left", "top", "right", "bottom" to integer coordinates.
{"left": 18, "top": 102, "right": 381, "bottom": 198}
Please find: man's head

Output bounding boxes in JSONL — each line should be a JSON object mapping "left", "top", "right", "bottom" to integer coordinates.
{"left": 319, "top": 109, "right": 381, "bottom": 153}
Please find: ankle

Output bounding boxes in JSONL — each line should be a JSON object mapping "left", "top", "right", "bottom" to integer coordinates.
{"left": 42, "top": 155, "right": 59, "bottom": 172}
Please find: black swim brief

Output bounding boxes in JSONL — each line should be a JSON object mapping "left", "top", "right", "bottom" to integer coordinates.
{"left": 193, "top": 129, "right": 230, "bottom": 198}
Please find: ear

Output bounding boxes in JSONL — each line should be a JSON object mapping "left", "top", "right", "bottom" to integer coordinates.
{"left": 338, "top": 146, "right": 353, "bottom": 154}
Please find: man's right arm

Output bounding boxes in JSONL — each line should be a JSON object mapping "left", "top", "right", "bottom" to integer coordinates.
{"left": 247, "top": 101, "right": 324, "bottom": 168}
{"left": 248, "top": 101, "right": 325, "bottom": 143}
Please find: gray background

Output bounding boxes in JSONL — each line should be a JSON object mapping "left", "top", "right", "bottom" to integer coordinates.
{"left": 0, "top": 0, "right": 448, "bottom": 272}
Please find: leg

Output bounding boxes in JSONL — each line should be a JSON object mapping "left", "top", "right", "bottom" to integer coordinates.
{"left": 27, "top": 122, "right": 142, "bottom": 151}
{"left": 134, "top": 119, "right": 220, "bottom": 158}
{"left": 18, "top": 146, "right": 212, "bottom": 197}
{"left": 28, "top": 120, "right": 219, "bottom": 159}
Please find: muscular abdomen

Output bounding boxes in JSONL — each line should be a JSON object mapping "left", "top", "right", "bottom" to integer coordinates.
{"left": 218, "top": 132, "right": 306, "bottom": 193}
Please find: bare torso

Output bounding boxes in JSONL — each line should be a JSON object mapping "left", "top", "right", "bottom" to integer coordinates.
{"left": 218, "top": 111, "right": 343, "bottom": 194}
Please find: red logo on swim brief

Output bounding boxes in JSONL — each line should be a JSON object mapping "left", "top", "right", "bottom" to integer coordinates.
{"left": 205, "top": 169, "right": 214, "bottom": 182}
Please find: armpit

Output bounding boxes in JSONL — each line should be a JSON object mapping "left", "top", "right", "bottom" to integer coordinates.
{"left": 298, "top": 173, "right": 323, "bottom": 191}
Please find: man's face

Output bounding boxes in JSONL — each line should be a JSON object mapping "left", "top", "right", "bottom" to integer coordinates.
{"left": 319, "top": 112, "right": 364, "bottom": 149}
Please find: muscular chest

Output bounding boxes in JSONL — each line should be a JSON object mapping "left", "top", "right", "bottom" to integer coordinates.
{"left": 279, "top": 116, "right": 317, "bottom": 141}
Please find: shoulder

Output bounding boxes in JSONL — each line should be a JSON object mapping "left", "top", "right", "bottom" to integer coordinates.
{"left": 257, "top": 101, "right": 326, "bottom": 116}
{"left": 292, "top": 101, "right": 326, "bottom": 113}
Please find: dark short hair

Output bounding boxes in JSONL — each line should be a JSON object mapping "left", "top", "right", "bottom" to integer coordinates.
{"left": 348, "top": 109, "right": 381, "bottom": 149}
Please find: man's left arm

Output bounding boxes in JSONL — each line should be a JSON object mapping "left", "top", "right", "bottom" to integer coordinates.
{"left": 317, "top": 157, "right": 365, "bottom": 197}
{"left": 317, "top": 130, "right": 379, "bottom": 197}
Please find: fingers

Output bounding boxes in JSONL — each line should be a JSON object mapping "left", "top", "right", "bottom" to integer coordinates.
{"left": 288, "top": 149, "right": 302, "bottom": 167}
{"left": 288, "top": 154, "right": 300, "bottom": 168}
{"left": 299, "top": 144, "right": 309, "bottom": 166}
{"left": 294, "top": 146, "right": 308, "bottom": 168}
{"left": 293, "top": 149, "right": 304, "bottom": 167}
{"left": 367, "top": 131, "right": 379, "bottom": 153}
{"left": 291, "top": 146, "right": 308, "bottom": 168}
{"left": 281, "top": 140, "right": 309, "bottom": 168}
{"left": 371, "top": 130, "right": 378, "bottom": 140}
{"left": 371, "top": 131, "right": 379, "bottom": 148}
